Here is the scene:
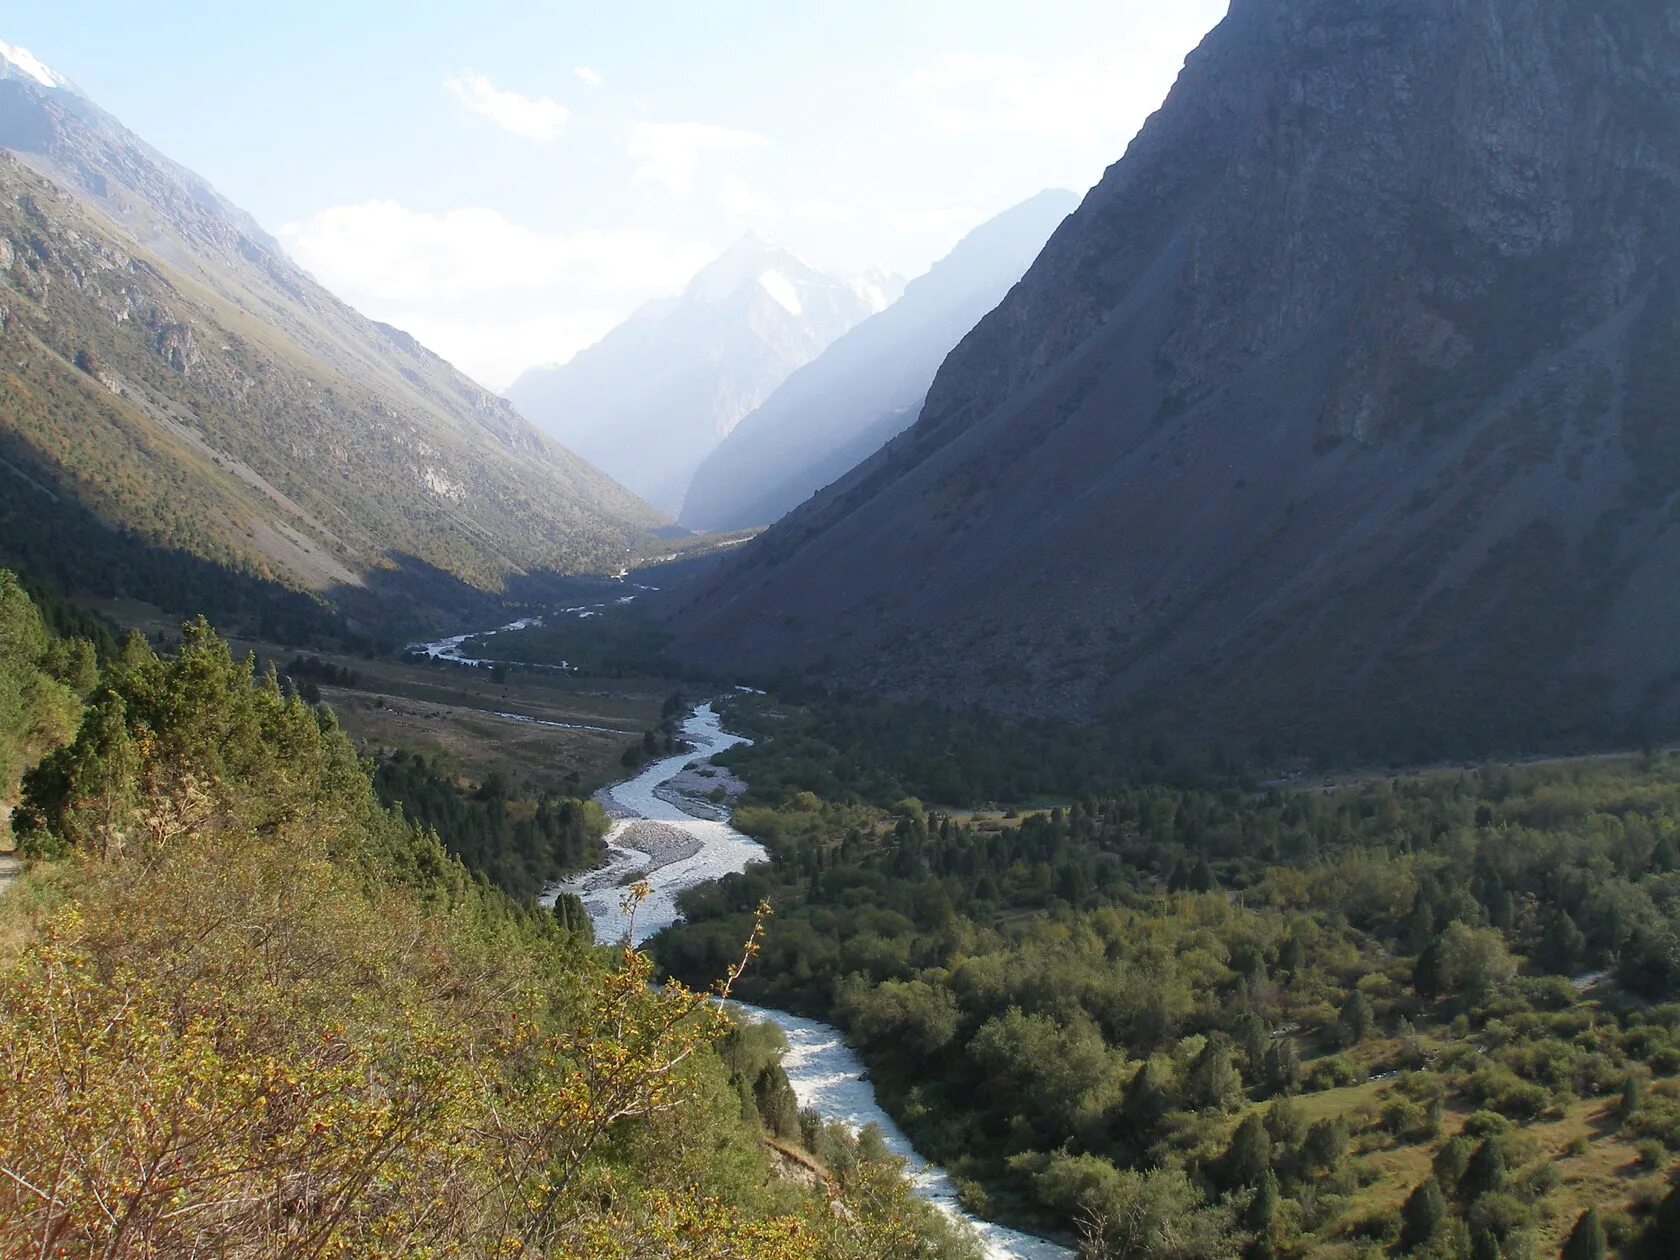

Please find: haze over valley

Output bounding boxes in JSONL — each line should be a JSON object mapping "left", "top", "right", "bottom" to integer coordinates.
{"left": 3, "top": 5, "right": 1680, "bottom": 1258}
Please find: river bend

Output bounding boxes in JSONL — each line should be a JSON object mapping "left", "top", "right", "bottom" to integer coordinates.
{"left": 549, "top": 703, "right": 1073, "bottom": 1260}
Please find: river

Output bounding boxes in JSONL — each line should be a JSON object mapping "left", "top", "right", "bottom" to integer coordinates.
{"left": 548, "top": 703, "right": 1074, "bottom": 1260}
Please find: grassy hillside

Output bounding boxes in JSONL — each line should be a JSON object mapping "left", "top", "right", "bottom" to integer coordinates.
{"left": 0, "top": 155, "right": 661, "bottom": 637}
{"left": 0, "top": 578, "right": 976, "bottom": 1258}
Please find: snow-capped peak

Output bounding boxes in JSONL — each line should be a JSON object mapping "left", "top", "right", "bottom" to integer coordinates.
{"left": 846, "top": 269, "right": 901, "bottom": 314}
{"left": 757, "top": 269, "right": 804, "bottom": 317}
{"left": 0, "top": 39, "right": 65, "bottom": 89}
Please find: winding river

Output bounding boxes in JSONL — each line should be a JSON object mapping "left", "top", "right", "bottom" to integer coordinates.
{"left": 548, "top": 703, "right": 1074, "bottom": 1260}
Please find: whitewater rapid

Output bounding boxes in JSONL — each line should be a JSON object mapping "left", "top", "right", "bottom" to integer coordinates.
{"left": 551, "top": 703, "right": 1073, "bottom": 1260}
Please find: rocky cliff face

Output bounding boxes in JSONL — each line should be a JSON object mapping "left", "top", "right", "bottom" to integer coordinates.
{"left": 665, "top": 0, "right": 1680, "bottom": 758}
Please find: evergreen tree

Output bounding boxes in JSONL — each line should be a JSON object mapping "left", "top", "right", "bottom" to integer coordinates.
{"left": 1415, "top": 938, "right": 1447, "bottom": 999}
{"left": 1636, "top": 1181, "right": 1680, "bottom": 1260}
{"left": 1459, "top": 1139, "right": 1506, "bottom": 1202}
{"left": 1338, "top": 989, "right": 1375, "bottom": 1046}
{"left": 1247, "top": 1170, "right": 1281, "bottom": 1259}
{"left": 1620, "top": 1073, "right": 1644, "bottom": 1122}
{"left": 1561, "top": 1208, "right": 1606, "bottom": 1260}
{"left": 1217, "top": 1112, "right": 1273, "bottom": 1192}
{"left": 1539, "top": 910, "right": 1588, "bottom": 975}
{"left": 1301, "top": 1118, "right": 1348, "bottom": 1173}
{"left": 1185, "top": 1037, "right": 1243, "bottom": 1112}
{"left": 1471, "top": 1229, "right": 1502, "bottom": 1260}
{"left": 1121, "top": 1060, "right": 1173, "bottom": 1137}
{"left": 1399, "top": 1178, "right": 1447, "bottom": 1252}
{"left": 1433, "top": 1135, "right": 1473, "bottom": 1191}
{"left": 1264, "top": 1039, "right": 1301, "bottom": 1097}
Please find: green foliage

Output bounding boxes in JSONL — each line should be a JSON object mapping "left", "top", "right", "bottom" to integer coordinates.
{"left": 372, "top": 748, "right": 607, "bottom": 898}
{"left": 1562, "top": 1208, "right": 1607, "bottom": 1260}
{"left": 0, "top": 608, "right": 975, "bottom": 1258}
{"left": 1399, "top": 1178, "right": 1448, "bottom": 1252}
{"left": 661, "top": 695, "right": 1680, "bottom": 1241}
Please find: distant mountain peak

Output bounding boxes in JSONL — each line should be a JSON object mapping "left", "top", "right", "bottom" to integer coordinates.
{"left": 507, "top": 237, "right": 903, "bottom": 513}
{"left": 0, "top": 39, "right": 66, "bottom": 90}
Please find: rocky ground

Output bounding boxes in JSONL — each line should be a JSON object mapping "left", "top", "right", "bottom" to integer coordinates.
{"left": 652, "top": 763, "right": 747, "bottom": 821}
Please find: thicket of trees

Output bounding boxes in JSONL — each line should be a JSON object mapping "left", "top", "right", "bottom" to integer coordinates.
{"left": 0, "top": 580, "right": 976, "bottom": 1258}
{"left": 660, "top": 696, "right": 1680, "bottom": 1257}
{"left": 372, "top": 751, "right": 608, "bottom": 899}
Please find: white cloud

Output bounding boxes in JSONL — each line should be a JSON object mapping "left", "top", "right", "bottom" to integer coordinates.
{"left": 572, "top": 66, "right": 604, "bottom": 88}
{"left": 381, "top": 308, "right": 620, "bottom": 392}
{"left": 627, "top": 121, "right": 768, "bottom": 197}
{"left": 897, "top": 50, "right": 1181, "bottom": 150}
{"left": 789, "top": 200, "right": 857, "bottom": 225}
{"left": 444, "top": 71, "right": 569, "bottom": 143}
{"left": 278, "top": 201, "right": 711, "bottom": 386}
{"left": 280, "top": 201, "right": 706, "bottom": 301}
{"left": 886, "top": 205, "right": 982, "bottom": 236}
{"left": 715, "top": 173, "right": 776, "bottom": 221}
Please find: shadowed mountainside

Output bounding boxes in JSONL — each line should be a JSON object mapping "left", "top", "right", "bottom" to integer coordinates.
{"left": 664, "top": 0, "right": 1680, "bottom": 761}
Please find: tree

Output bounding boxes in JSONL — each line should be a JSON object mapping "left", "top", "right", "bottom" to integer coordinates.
{"left": 1215, "top": 1113, "right": 1272, "bottom": 1192}
{"left": 1470, "top": 1229, "right": 1502, "bottom": 1260}
{"left": 1538, "top": 910, "right": 1588, "bottom": 975}
{"left": 1338, "top": 989, "right": 1375, "bottom": 1046}
{"left": 552, "top": 892, "right": 593, "bottom": 942}
{"left": 1301, "top": 1118, "right": 1348, "bottom": 1174}
{"left": 1122, "top": 1060, "right": 1174, "bottom": 1141}
{"left": 1561, "top": 1209, "right": 1606, "bottom": 1260}
{"left": 1399, "top": 1179, "right": 1447, "bottom": 1252}
{"left": 1433, "top": 1135, "right": 1472, "bottom": 1190}
{"left": 1414, "top": 938, "right": 1447, "bottom": 1000}
{"left": 1635, "top": 1180, "right": 1680, "bottom": 1260}
{"left": 1459, "top": 1139, "right": 1506, "bottom": 1202}
{"left": 1029, "top": 1157, "right": 1240, "bottom": 1260}
{"left": 1439, "top": 922, "right": 1517, "bottom": 1003}
{"left": 1263, "top": 1039, "right": 1301, "bottom": 1097}
{"left": 1620, "top": 1073, "right": 1644, "bottom": 1122}
{"left": 1247, "top": 1170, "right": 1281, "bottom": 1259}
{"left": 1185, "top": 1037, "right": 1243, "bottom": 1112}
{"left": 1234, "top": 1012, "right": 1268, "bottom": 1074}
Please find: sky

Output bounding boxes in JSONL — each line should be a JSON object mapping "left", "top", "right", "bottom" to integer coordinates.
{"left": 8, "top": 1, "right": 1228, "bottom": 390}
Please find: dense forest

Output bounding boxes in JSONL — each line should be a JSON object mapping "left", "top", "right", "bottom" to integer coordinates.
{"left": 371, "top": 750, "right": 609, "bottom": 899}
{"left": 0, "top": 574, "right": 976, "bottom": 1258}
{"left": 657, "top": 693, "right": 1680, "bottom": 1258}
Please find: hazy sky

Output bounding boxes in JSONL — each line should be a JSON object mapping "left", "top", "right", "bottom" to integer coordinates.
{"left": 10, "top": 2, "right": 1227, "bottom": 388}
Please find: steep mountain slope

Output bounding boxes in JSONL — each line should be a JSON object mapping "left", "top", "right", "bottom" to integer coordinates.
{"left": 666, "top": 0, "right": 1680, "bottom": 758}
{"left": 0, "top": 43, "right": 660, "bottom": 629}
{"left": 679, "top": 190, "right": 1076, "bottom": 533}
{"left": 506, "top": 235, "right": 900, "bottom": 513}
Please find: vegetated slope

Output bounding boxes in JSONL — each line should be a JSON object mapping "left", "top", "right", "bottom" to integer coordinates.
{"left": 0, "top": 49, "right": 661, "bottom": 629}
{"left": 680, "top": 190, "right": 1077, "bottom": 533}
{"left": 506, "top": 233, "right": 901, "bottom": 514}
{"left": 0, "top": 580, "right": 978, "bottom": 1259}
{"left": 665, "top": 0, "right": 1680, "bottom": 761}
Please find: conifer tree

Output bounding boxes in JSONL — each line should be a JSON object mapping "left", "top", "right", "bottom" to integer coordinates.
{"left": 1399, "top": 1178, "right": 1447, "bottom": 1252}
{"left": 1562, "top": 1208, "right": 1606, "bottom": 1260}
{"left": 1459, "top": 1139, "right": 1506, "bottom": 1202}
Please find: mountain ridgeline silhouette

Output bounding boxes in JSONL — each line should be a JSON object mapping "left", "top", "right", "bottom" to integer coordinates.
{"left": 679, "top": 190, "right": 1076, "bottom": 533}
{"left": 664, "top": 0, "right": 1680, "bottom": 760}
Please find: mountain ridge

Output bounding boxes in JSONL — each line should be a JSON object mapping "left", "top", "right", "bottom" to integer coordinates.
{"left": 0, "top": 41, "right": 660, "bottom": 631}
{"left": 663, "top": 0, "right": 1680, "bottom": 759}
{"left": 506, "top": 235, "right": 901, "bottom": 513}
{"left": 679, "top": 189, "right": 1077, "bottom": 532}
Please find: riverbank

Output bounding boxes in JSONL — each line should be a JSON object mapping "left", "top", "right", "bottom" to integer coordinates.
{"left": 547, "top": 700, "right": 1075, "bottom": 1260}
